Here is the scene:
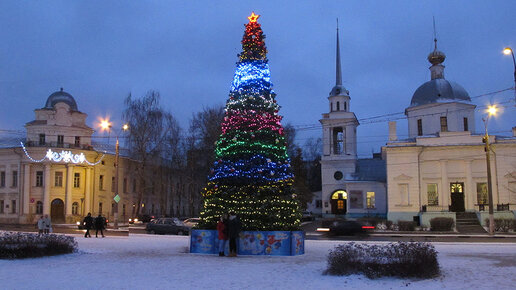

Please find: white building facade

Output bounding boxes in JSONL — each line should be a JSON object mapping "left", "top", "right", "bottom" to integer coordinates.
{"left": 384, "top": 41, "right": 516, "bottom": 226}
{"left": 0, "top": 89, "right": 198, "bottom": 224}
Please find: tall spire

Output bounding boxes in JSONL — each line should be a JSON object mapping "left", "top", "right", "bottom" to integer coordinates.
{"left": 336, "top": 18, "right": 342, "bottom": 86}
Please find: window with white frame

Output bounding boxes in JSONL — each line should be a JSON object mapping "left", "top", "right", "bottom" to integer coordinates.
{"left": 74, "top": 173, "right": 80, "bottom": 188}
{"left": 12, "top": 171, "right": 18, "bottom": 187}
{"left": 99, "top": 175, "right": 104, "bottom": 190}
{"left": 0, "top": 171, "right": 5, "bottom": 187}
{"left": 36, "top": 171, "right": 44, "bottom": 187}
{"left": 55, "top": 172, "right": 63, "bottom": 187}
{"left": 510, "top": 182, "right": 516, "bottom": 204}
{"left": 72, "top": 202, "right": 79, "bottom": 215}
{"left": 366, "top": 192, "right": 375, "bottom": 208}
{"left": 477, "top": 183, "right": 488, "bottom": 205}
{"left": 36, "top": 201, "right": 43, "bottom": 214}
{"left": 427, "top": 184, "right": 438, "bottom": 206}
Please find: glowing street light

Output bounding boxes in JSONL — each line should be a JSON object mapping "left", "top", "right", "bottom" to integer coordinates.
{"left": 100, "top": 119, "right": 112, "bottom": 131}
{"left": 482, "top": 105, "right": 499, "bottom": 235}
{"left": 503, "top": 47, "right": 516, "bottom": 102}
{"left": 487, "top": 105, "right": 497, "bottom": 116}
{"left": 97, "top": 118, "right": 129, "bottom": 229}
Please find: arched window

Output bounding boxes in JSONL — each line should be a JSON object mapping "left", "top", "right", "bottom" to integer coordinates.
{"left": 331, "top": 190, "right": 348, "bottom": 200}
{"left": 336, "top": 102, "right": 340, "bottom": 111}
{"left": 344, "top": 102, "right": 347, "bottom": 111}
{"left": 36, "top": 201, "right": 43, "bottom": 214}
{"left": 72, "top": 202, "right": 79, "bottom": 215}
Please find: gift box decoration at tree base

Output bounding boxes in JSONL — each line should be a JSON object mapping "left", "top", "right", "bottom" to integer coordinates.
{"left": 190, "top": 229, "right": 304, "bottom": 256}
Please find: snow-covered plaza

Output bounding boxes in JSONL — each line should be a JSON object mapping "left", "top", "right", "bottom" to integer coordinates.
{"left": 1, "top": 234, "right": 516, "bottom": 289}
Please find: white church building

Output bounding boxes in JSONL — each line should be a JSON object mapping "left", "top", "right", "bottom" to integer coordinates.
{"left": 384, "top": 40, "right": 516, "bottom": 227}
{"left": 317, "top": 28, "right": 387, "bottom": 218}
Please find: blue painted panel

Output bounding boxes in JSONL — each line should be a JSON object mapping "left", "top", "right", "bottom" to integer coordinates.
{"left": 290, "top": 231, "right": 305, "bottom": 255}
{"left": 190, "top": 229, "right": 305, "bottom": 256}
{"left": 190, "top": 229, "right": 218, "bottom": 254}
{"left": 239, "top": 231, "right": 291, "bottom": 255}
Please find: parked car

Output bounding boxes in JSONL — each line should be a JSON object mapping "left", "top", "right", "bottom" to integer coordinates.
{"left": 138, "top": 214, "right": 155, "bottom": 223}
{"left": 183, "top": 218, "right": 200, "bottom": 228}
{"left": 317, "top": 219, "right": 371, "bottom": 236}
{"left": 301, "top": 211, "right": 315, "bottom": 222}
{"left": 146, "top": 218, "right": 189, "bottom": 235}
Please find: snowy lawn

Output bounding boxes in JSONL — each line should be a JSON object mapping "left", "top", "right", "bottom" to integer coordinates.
{"left": 1, "top": 234, "right": 515, "bottom": 289}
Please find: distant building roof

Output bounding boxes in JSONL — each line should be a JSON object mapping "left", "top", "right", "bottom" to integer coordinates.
{"left": 354, "top": 158, "right": 386, "bottom": 182}
{"left": 44, "top": 88, "right": 79, "bottom": 111}
{"left": 410, "top": 79, "right": 470, "bottom": 107}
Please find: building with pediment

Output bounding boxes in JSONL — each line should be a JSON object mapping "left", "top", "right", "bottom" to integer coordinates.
{"left": 384, "top": 40, "right": 516, "bottom": 228}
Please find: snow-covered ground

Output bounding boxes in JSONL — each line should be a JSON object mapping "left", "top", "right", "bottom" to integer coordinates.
{"left": 1, "top": 234, "right": 515, "bottom": 290}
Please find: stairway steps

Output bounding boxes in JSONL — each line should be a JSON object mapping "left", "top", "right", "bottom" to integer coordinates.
{"left": 455, "top": 213, "right": 486, "bottom": 234}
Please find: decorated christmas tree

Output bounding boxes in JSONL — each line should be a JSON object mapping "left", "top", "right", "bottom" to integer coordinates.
{"left": 198, "top": 13, "right": 301, "bottom": 231}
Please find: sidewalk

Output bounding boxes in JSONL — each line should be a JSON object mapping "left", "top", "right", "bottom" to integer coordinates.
{"left": 369, "top": 231, "right": 516, "bottom": 238}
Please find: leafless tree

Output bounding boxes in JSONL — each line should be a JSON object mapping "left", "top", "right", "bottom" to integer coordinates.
{"left": 123, "top": 90, "right": 181, "bottom": 216}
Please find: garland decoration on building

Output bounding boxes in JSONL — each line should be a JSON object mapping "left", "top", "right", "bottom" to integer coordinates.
{"left": 198, "top": 13, "right": 301, "bottom": 231}
{"left": 20, "top": 142, "right": 105, "bottom": 166}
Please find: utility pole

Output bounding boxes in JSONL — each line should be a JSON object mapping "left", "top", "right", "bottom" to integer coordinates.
{"left": 483, "top": 131, "right": 494, "bottom": 235}
{"left": 482, "top": 105, "right": 498, "bottom": 236}
{"left": 114, "top": 136, "right": 120, "bottom": 229}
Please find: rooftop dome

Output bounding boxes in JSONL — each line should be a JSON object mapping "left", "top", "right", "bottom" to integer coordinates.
{"left": 44, "top": 88, "right": 78, "bottom": 111}
{"left": 410, "top": 79, "right": 470, "bottom": 107}
{"left": 410, "top": 39, "right": 470, "bottom": 107}
{"left": 329, "top": 84, "right": 349, "bottom": 97}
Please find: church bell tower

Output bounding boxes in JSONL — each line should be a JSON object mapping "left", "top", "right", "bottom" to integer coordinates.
{"left": 319, "top": 25, "right": 359, "bottom": 176}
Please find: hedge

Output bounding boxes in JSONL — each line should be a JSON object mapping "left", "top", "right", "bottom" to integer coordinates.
{"left": 0, "top": 231, "right": 77, "bottom": 259}
{"left": 324, "top": 242, "right": 440, "bottom": 279}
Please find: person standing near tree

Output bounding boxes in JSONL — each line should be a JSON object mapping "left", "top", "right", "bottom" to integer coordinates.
{"left": 43, "top": 214, "right": 52, "bottom": 234}
{"left": 217, "top": 214, "right": 228, "bottom": 256}
{"left": 83, "top": 213, "right": 93, "bottom": 238}
{"left": 95, "top": 214, "right": 106, "bottom": 238}
{"left": 227, "top": 212, "right": 241, "bottom": 257}
{"left": 37, "top": 216, "right": 45, "bottom": 235}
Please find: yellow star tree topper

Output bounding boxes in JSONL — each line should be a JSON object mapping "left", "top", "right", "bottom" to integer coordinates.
{"left": 247, "top": 12, "right": 260, "bottom": 23}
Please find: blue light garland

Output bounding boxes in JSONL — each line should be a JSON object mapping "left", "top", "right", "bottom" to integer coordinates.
{"left": 230, "top": 61, "right": 273, "bottom": 92}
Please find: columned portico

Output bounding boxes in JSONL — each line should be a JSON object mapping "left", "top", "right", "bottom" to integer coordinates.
{"left": 23, "top": 164, "right": 30, "bottom": 215}
{"left": 440, "top": 160, "right": 449, "bottom": 209}
{"left": 85, "top": 167, "right": 91, "bottom": 214}
{"left": 465, "top": 160, "right": 474, "bottom": 210}
{"left": 65, "top": 164, "right": 74, "bottom": 217}
{"left": 43, "top": 164, "right": 51, "bottom": 215}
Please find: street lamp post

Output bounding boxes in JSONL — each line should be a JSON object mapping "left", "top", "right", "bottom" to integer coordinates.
{"left": 100, "top": 119, "right": 128, "bottom": 229}
{"left": 482, "top": 105, "right": 497, "bottom": 236}
{"left": 503, "top": 47, "right": 516, "bottom": 102}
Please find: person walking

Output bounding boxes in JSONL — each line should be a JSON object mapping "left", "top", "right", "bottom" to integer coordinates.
{"left": 37, "top": 216, "right": 45, "bottom": 235}
{"left": 227, "top": 212, "right": 241, "bottom": 257}
{"left": 83, "top": 213, "right": 94, "bottom": 238}
{"left": 43, "top": 214, "right": 52, "bottom": 234}
{"left": 216, "top": 215, "right": 228, "bottom": 256}
{"left": 95, "top": 214, "right": 106, "bottom": 238}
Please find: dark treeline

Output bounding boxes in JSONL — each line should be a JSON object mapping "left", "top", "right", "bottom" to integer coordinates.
{"left": 122, "top": 91, "right": 321, "bottom": 217}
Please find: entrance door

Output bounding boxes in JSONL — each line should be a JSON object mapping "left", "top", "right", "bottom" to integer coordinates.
{"left": 450, "top": 183, "right": 465, "bottom": 212}
{"left": 51, "top": 198, "right": 65, "bottom": 223}
{"left": 330, "top": 190, "right": 347, "bottom": 215}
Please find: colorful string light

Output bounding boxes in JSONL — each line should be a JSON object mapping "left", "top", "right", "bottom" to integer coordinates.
{"left": 198, "top": 13, "right": 301, "bottom": 231}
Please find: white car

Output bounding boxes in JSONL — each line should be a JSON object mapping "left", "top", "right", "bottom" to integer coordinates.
{"left": 183, "top": 218, "right": 200, "bottom": 228}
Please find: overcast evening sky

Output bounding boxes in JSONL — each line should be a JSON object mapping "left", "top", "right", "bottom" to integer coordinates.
{"left": 0, "top": 1, "right": 515, "bottom": 157}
